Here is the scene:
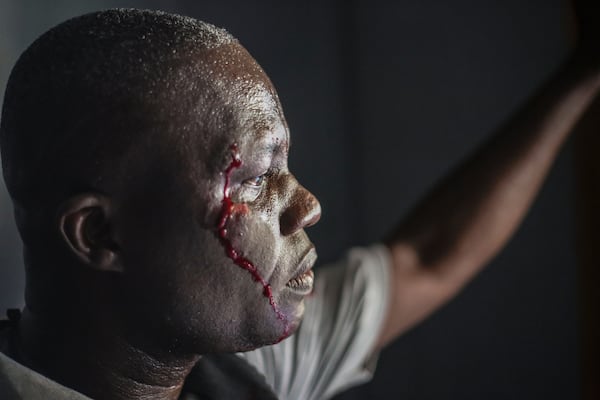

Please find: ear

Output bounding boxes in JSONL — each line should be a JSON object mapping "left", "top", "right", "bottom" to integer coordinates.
{"left": 57, "top": 193, "right": 122, "bottom": 272}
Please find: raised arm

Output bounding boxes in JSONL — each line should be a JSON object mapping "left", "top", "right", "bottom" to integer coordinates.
{"left": 376, "top": 1, "right": 600, "bottom": 349}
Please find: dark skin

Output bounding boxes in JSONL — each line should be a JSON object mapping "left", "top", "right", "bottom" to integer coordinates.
{"left": 8, "top": 2, "right": 600, "bottom": 399}
{"left": 14, "top": 44, "right": 321, "bottom": 400}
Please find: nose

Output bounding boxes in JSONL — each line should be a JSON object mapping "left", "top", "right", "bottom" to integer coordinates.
{"left": 280, "top": 183, "right": 321, "bottom": 236}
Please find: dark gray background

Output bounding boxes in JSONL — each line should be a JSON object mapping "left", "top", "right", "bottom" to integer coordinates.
{"left": 0, "top": 1, "right": 580, "bottom": 399}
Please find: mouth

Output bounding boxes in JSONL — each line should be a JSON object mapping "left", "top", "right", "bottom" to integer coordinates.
{"left": 286, "top": 247, "right": 317, "bottom": 295}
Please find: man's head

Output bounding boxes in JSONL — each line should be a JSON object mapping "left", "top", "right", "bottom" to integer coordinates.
{"left": 0, "top": 9, "right": 320, "bottom": 354}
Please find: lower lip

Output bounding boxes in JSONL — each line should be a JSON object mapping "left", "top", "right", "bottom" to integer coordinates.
{"left": 286, "top": 269, "right": 314, "bottom": 295}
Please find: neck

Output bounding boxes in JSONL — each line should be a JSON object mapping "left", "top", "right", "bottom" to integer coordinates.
{"left": 13, "top": 306, "right": 200, "bottom": 400}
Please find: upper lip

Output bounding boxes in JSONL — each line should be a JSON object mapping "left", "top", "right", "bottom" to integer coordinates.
{"left": 289, "top": 246, "right": 317, "bottom": 281}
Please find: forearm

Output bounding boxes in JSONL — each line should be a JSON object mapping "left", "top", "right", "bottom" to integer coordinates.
{"left": 390, "top": 55, "right": 600, "bottom": 274}
{"left": 378, "top": 54, "right": 600, "bottom": 347}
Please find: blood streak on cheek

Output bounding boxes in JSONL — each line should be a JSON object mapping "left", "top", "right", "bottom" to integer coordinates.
{"left": 231, "top": 203, "right": 249, "bottom": 215}
{"left": 216, "top": 144, "right": 290, "bottom": 343}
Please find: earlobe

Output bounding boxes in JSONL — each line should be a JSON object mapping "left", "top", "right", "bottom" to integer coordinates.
{"left": 58, "top": 194, "right": 122, "bottom": 272}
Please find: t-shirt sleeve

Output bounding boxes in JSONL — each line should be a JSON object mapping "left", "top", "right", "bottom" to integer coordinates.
{"left": 238, "top": 244, "right": 392, "bottom": 400}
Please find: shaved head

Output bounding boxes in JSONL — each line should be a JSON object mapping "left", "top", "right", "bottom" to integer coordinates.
{"left": 0, "top": 9, "right": 269, "bottom": 250}
{"left": 0, "top": 8, "right": 320, "bottom": 354}
{"left": 0, "top": 9, "right": 236, "bottom": 213}
{"left": 0, "top": 9, "right": 272, "bottom": 304}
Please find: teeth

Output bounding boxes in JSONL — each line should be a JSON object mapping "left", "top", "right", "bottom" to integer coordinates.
{"left": 286, "top": 270, "right": 314, "bottom": 290}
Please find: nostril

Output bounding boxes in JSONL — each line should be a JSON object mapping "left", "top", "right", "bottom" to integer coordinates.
{"left": 280, "top": 194, "right": 321, "bottom": 236}
{"left": 304, "top": 197, "right": 321, "bottom": 228}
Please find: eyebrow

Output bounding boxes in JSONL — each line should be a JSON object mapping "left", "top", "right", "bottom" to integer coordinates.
{"left": 255, "top": 136, "right": 288, "bottom": 157}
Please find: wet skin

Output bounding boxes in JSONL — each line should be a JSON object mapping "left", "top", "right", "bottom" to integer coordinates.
{"left": 110, "top": 43, "right": 322, "bottom": 355}
{"left": 11, "top": 40, "right": 321, "bottom": 400}
{"left": 217, "top": 144, "right": 297, "bottom": 344}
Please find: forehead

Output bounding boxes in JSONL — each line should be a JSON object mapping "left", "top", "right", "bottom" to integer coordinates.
{"left": 183, "top": 44, "right": 289, "bottom": 161}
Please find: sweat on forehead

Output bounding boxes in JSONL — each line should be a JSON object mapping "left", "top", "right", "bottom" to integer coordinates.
{"left": 0, "top": 8, "right": 275, "bottom": 210}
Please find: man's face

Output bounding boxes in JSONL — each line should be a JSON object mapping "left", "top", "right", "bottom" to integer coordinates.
{"left": 113, "top": 44, "right": 321, "bottom": 354}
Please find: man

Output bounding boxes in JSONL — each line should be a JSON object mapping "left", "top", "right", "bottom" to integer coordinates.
{"left": 0, "top": 6, "right": 598, "bottom": 400}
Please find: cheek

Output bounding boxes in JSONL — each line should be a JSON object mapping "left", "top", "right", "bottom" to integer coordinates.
{"left": 216, "top": 206, "right": 297, "bottom": 341}
{"left": 232, "top": 203, "right": 250, "bottom": 215}
{"left": 224, "top": 207, "right": 281, "bottom": 277}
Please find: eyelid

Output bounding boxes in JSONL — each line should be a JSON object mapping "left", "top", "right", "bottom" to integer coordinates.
{"left": 243, "top": 174, "right": 266, "bottom": 187}
{"left": 242, "top": 167, "right": 271, "bottom": 188}
{"left": 234, "top": 166, "right": 282, "bottom": 203}
{"left": 233, "top": 172, "right": 266, "bottom": 204}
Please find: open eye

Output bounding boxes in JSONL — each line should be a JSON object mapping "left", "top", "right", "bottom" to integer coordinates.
{"left": 243, "top": 174, "right": 266, "bottom": 188}
{"left": 236, "top": 170, "right": 274, "bottom": 203}
{"left": 237, "top": 173, "right": 267, "bottom": 203}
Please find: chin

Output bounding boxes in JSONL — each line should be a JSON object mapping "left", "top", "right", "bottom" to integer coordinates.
{"left": 273, "top": 297, "right": 306, "bottom": 342}
{"left": 241, "top": 300, "right": 306, "bottom": 350}
{"left": 187, "top": 291, "right": 310, "bottom": 354}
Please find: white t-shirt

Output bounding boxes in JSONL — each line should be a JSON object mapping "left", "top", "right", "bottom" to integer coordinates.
{"left": 0, "top": 245, "right": 392, "bottom": 400}
{"left": 240, "top": 244, "right": 392, "bottom": 400}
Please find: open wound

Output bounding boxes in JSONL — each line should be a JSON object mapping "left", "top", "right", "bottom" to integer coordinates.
{"left": 216, "top": 144, "right": 290, "bottom": 343}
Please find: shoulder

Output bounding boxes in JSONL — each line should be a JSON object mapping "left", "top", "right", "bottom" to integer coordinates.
{"left": 0, "top": 313, "right": 91, "bottom": 400}
{"left": 241, "top": 244, "right": 393, "bottom": 400}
